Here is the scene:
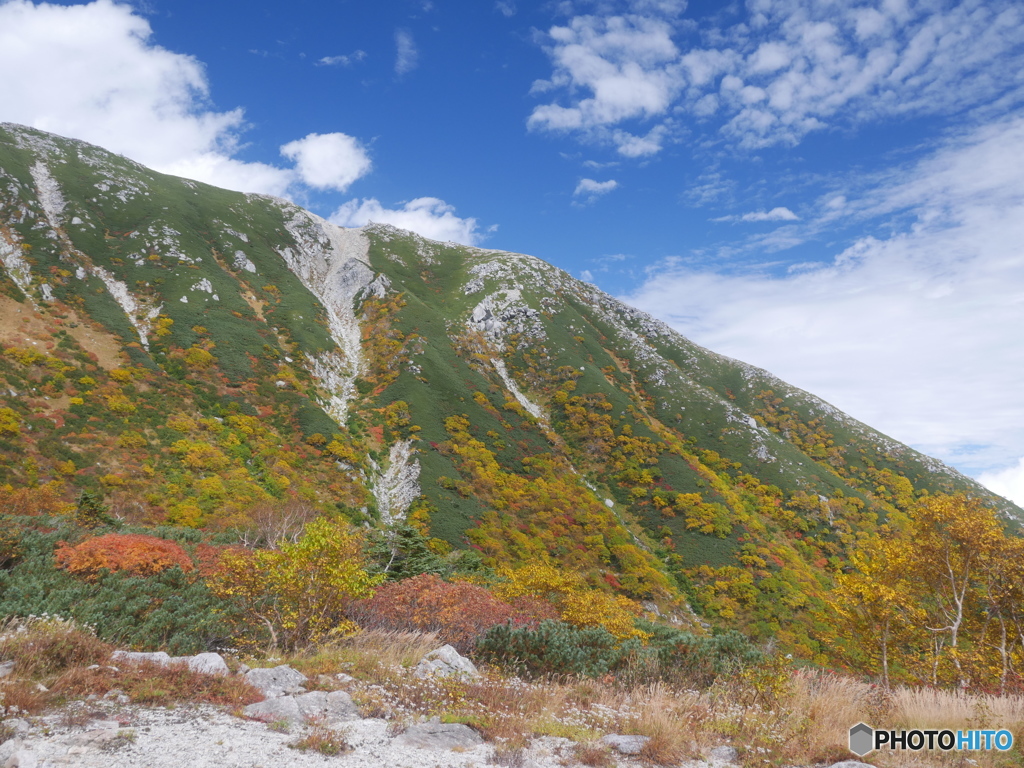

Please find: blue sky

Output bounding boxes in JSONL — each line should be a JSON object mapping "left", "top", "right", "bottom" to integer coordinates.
{"left": 2, "top": 0, "right": 1024, "bottom": 502}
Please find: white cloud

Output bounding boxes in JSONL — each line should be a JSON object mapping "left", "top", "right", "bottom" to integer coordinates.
{"left": 580, "top": 269, "right": 594, "bottom": 281}
{"left": 530, "top": 0, "right": 1024, "bottom": 151}
{"left": 395, "top": 29, "right": 419, "bottom": 75}
{"left": 979, "top": 458, "right": 1024, "bottom": 508}
{"left": 528, "top": 12, "right": 684, "bottom": 155}
{"left": 574, "top": 177, "right": 619, "bottom": 203}
{"left": 713, "top": 206, "right": 798, "bottom": 223}
{"left": 622, "top": 116, "right": 1024, "bottom": 478}
{"left": 0, "top": 0, "right": 368, "bottom": 198}
{"left": 495, "top": 1, "right": 516, "bottom": 17}
{"left": 331, "top": 197, "right": 486, "bottom": 246}
{"left": 279, "top": 133, "right": 372, "bottom": 192}
{"left": 317, "top": 50, "right": 366, "bottom": 67}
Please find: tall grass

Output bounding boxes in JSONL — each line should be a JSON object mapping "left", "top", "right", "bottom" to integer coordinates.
{"left": 281, "top": 631, "right": 1024, "bottom": 767}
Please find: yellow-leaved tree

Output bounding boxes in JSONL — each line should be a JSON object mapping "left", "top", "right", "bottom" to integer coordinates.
{"left": 820, "top": 535, "right": 923, "bottom": 687}
{"left": 822, "top": 493, "right": 1020, "bottom": 690}
{"left": 209, "top": 517, "right": 383, "bottom": 651}
{"left": 492, "top": 561, "right": 648, "bottom": 640}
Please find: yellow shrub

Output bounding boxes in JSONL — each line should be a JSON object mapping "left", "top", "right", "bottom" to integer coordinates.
{"left": 208, "top": 518, "right": 383, "bottom": 651}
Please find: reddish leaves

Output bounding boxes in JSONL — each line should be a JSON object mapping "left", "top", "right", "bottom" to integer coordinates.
{"left": 350, "top": 574, "right": 542, "bottom": 653}
{"left": 55, "top": 533, "right": 193, "bottom": 581}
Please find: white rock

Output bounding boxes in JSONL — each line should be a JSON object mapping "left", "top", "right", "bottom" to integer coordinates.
{"left": 111, "top": 651, "right": 172, "bottom": 665}
{"left": 243, "top": 695, "right": 302, "bottom": 725}
{"left": 414, "top": 645, "right": 480, "bottom": 680}
{"left": 601, "top": 734, "right": 650, "bottom": 755}
{"left": 709, "top": 745, "right": 739, "bottom": 763}
{"left": 244, "top": 665, "right": 308, "bottom": 697}
{"left": 293, "top": 690, "right": 360, "bottom": 723}
{"left": 184, "top": 652, "right": 229, "bottom": 676}
{"left": 394, "top": 722, "right": 483, "bottom": 750}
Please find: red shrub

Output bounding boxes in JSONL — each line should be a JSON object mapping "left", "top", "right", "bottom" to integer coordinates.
{"left": 350, "top": 574, "right": 540, "bottom": 653}
{"left": 55, "top": 533, "right": 193, "bottom": 581}
{"left": 192, "top": 542, "right": 247, "bottom": 577}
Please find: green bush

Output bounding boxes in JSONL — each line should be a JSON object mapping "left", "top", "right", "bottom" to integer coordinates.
{"left": 475, "top": 619, "right": 636, "bottom": 679}
{"left": 626, "top": 621, "right": 764, "bottom": 688}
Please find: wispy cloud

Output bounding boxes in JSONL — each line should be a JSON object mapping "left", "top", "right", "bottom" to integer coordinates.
{"left": 713, "top": 207, "right": 798, "bottom": 223}
{"left": 317, "top": 50, "right": 366, "bottom": 67}
{"left": 495, "top": 1, "right": 516, "bottom": 18}
{"left": 573, "top": 177, "right": 619, "bottom": 204}
{"left": 623, "top": 116, "right": 1024, "bottom": 478}
{"left": 395, "top": 29, "right": 419, "bottom": 75}
{"left": 529, "top": 0, "right": 1024, "bottom": 152}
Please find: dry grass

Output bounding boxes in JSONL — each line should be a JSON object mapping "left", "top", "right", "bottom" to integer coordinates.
{"left": 317, "top": 641, "right": 1024, "bottom": 768}
{"left": 52, "top": 660, "right": 263, "bottom": 708}
{"left": 290, "top": 719, "right": 350, "bottom": 755}
{"left": 0, "top": 678, "right": 49, "bottom": 715}
{"left": 288, "top": 629, "right": 440, "bottom": 684}
{"left": 575, "top": 742, "right": 616, "bottom": 767}
{"left": 0, "top": 615, "right": 112, "bottom": 679}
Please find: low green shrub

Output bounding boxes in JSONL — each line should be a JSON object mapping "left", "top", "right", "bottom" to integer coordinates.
{"left": 475, "top": 619, "right": 636, "bottom": 679}
{"left": 622, "top": 621, "right": 764, "bottom": 688}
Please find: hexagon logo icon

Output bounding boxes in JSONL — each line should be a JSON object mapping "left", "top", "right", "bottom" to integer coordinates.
{"left": 849, "top": 722, "right": 874, "bottom": 756}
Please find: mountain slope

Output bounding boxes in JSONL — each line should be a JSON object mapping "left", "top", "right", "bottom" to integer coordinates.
{"left": 1, "top": 123, "right": 1016, "bottom": 654}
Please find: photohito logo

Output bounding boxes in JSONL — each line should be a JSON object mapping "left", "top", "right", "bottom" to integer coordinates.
{"left": 849, "top": 722, "right": 1013, "bottom": 756}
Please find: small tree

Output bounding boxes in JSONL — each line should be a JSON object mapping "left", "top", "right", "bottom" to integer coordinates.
{"left": 74, "top": 489, "right": 116, "bottom": 528}
{"left": 209, "top": 517, "right": 382, "bottom": 651}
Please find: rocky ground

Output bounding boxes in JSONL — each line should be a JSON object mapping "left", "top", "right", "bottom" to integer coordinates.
{"left": 0, "top": 702, "right": 755, "bottom": 768}
{"left": 1, "top": 647, "right": 872, "bottom": 768}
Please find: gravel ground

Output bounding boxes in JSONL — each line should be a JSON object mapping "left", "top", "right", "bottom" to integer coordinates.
{"left": 0, "top": 702, "right": 619, "bottom": 768}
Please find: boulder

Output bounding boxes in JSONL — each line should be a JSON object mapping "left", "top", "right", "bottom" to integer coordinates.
{"left": 244, "top": 665, "right": 308, "bottom": 697}
{"left": 0, "top": 660, "right": 14, "bottom": 678}
{"left": 394, "top": 722, "right": 484, "bottom": 750}
{"left": 413, "top": 645, "right": 480, "bottom": 680}
{"left": 828, "top": 763, "right": 875, "bottom": 768}
{"left": 181, "top": 652, "right": 229, "bottom": 676}
{"left": 601, "top": 734, "right": 650, "bottom": 755}
{"left": 110, "top": 650, "right": 171, "bottom": 665}
{"left": 294, "top": 690, "right": 361, "bottom": 723}
{"left": 243, "top": 696, "right": 302, "bottom": 725}
{"left": 111, "top": 650, "right": 229, "bottom": 677}
{"left": 709, "top": 745, "right": 739, "bottom": 764}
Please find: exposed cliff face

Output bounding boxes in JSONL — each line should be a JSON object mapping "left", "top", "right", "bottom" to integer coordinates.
{"left": 1, "top": 123, "right": 1018, "bottom": 643}
{"left": 274, "top": 204, "right": 376, "bottom": 423}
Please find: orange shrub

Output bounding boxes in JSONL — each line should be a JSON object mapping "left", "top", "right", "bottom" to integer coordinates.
{"left": 0, "top": 483, "right": 73, "bottom": 516}
{"left": 55, "top": 533, "right": 194, "bottom": 581}
{"left": 349, "top": 573, "right": 544, "bottom": 653}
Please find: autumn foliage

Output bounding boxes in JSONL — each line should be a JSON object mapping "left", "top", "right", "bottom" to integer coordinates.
{"left": 822, "top": 493, "right": 1024, "bottom": 691}
{"left": 350, "top": 573, "right": 543, "bottom": 653}
{"left": 0, "top": 482, "right": 73, "bottom": 517}
{"left": 207, "top": 517, "right": 382, "bottom": 652}
{"left": 54, "top": 533, "right": 193, "bottom": 581}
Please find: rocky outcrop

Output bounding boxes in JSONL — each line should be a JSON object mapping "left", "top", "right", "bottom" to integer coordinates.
{"left": 394, "top": 720, "right": 483, "bottom": 750}
{"left": 243, "top": 664, "right": 307, "bottom": 697}
{"left": 414, "top": 645, "right": 480, "bottom": 680}
{"left": 601, "top": 733, "right": 650, "bottom": 755}
{"left": 370, "top": 439, "right": 421, "bottom": 525}
{"left": 243, "top": 690, "right": 359, "bottom": 726}
{"left": 109, "top": 651, "right": 229, "bottom": 677}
